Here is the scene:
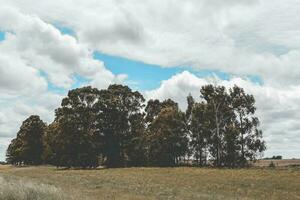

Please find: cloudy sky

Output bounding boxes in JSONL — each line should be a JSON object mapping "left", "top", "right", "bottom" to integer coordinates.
{"left": 0, "top": 0, "right": 300, "bottom": 161}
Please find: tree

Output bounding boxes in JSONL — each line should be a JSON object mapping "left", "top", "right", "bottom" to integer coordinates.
{"left": 96, "top": 84, "right": 145, "bottom": 167}
{"left": 189, "top": 102, "right": 210, "bottom": 166}
{"left": 6, "top": 115, "right": 46, "bottom": 165}
{"left": 230, "top": 85, "right": 266, "bottom": 166}
{"left": 147, "top": 105, "right": 189, "bottom": 167}
{"left": 6, "top": 83, "right": 265, "bottom": 169}
{"left": 124, "top": 112, "right": 147, "bottom": 166}
{"left": 200, "top": 85, "right": 233, "bottom": 167}
{"left": 42, "top": 122, "right": 64, "bottom": 167}
{"left": 223, "top": 123, "right": 240, "bottom": 167}
{"left": 6, "top": 138, "right": 23, "bottom": 165}
{"left": 186, "top": 94, "right": 195, "bottom": 120}
{"left": 145, "top": 99, "right": 178, "bottom": 125}
{"left": 46, "top": 86, "right": 101, "bottom": 168}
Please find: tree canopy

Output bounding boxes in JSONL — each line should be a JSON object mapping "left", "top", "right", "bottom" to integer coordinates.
{"left": 6, "top": 115, "right": 46, "bottom": 165}
{"left": 6, "top": 84, "right": 266, "bottom": 168}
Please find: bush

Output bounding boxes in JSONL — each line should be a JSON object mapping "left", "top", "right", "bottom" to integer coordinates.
{"left": 269, "top": 161, "right": 276, "bottom": 168}
{"left": 0, "top": 175, "right": 73, "bottom": 200}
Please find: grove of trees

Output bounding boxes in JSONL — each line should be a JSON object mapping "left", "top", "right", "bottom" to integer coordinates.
{"left": 6, "top": 84, "right": 266, "bottom": 168}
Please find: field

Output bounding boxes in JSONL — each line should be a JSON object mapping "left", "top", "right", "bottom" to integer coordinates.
{"left": 253, "top": 159, "right": 300, "bottom": 167}
{"left": 0, "top": 165, "right": 299, "bottom": 200}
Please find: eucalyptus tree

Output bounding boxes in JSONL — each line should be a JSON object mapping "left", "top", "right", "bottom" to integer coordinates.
{"left": 6, "top": 115, "right": 46, "bottom": 165}
{"left": 145, "top": 98, "right": 178, "bottom": 125}
{"left": 200, "top": 85, "right": 234, "bottom": 166}
{"left": 230, "top": 85, "right": 266, "bottom": 166}
{"left": 48, "top": 86, "right": 101, "bottom": 168}
{"left": 189, "top": 102, "right": 210, "bottom": 166}
{"left": 96, "top": 84, "right": 145, "bottom": 167}
{"left": 147, "top": 106, "right": 188, "bottom": 166}
{"left": 6, "top": 138, "right": 22, "bottom": 165}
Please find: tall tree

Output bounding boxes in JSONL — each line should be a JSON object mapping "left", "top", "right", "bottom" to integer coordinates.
{"left": 189, "top": 102, "right": 210, "bottom": 166}
{"left": 43, "top": 122, "right": 65, "bottom": 167}
{"left": 230, "top": 85, "right": 266, "bottom": 166}
{"left": 147, "top": 105, "right": 188, "bottom": 167}
{"left": 6, "top": 138, "right": 23, "bottom": 165}
{"left": 6, "top": 115, "right": 46, "bottom": 165}
{"left": 96, "top": 84, "right": 145, "bottom": 167}
{"left": 200, "top": 85, "right": 233, "bottom": 166}
{"left": 47, "top": 86, "right": 101, "bottom": 168}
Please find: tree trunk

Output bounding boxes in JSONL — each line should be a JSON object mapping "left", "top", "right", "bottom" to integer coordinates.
{"left": 240, "top": 114, "right": 245, "bottom": 166}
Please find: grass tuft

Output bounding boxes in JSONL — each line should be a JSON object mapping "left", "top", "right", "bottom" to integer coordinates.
{"left": 0, "top": 175, "right": 72, "bottom": 200}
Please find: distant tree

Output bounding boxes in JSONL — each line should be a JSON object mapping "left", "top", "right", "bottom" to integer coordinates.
{"left": 124, "top": 112, "right": 147, "bottom": 166}
{"left": 6, "top": 83, "right": 265, "bottom": 169}
{"left": 200, "top": 85, "right": 233, "bottom": 167}
{"left": 273, "top": 155, "right": 282, "bottom": 160}
{"left": 46, "top": 86, "right": 101, "bottom": 168}
{"left": 42, "top": 122, "right": 64, "bottom": 166}
{"left": 195, "top": 84, "right": 266, "bottom": 167}
{"left": 6, "top": 138, "right": 22, "bottom": 165}
{"left": 189, "top": 102, "right": 210, "bottom": 166}
{"left": 96, "top": 84, "right": 145, "bottom": 167}
{"left": 6, "top": 115, "right": 46, "bottom": 165}
{"left": 223, "top": 123, "right": 240, "bottom": 167}
{"left": 230, "top": 85, "right": 266, "bottom": 166}
{"left": 147, "top": 106, "right": 189, "bottom": 167}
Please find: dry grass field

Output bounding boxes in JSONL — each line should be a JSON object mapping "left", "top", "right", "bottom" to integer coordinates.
{"left": 0, "top": 165, "right": 299, "bottom": 200}
{"left": 253, "top": 159, "right": 300, "bottom": 167}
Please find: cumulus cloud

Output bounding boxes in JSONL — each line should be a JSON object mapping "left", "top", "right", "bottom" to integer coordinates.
{"left": 0, "top": 91, "right": 64, "bottom": 160}
{"left": 0, "top": 53, "right": 47, "bottom": 97}
{"left": 4, "top": 0, "right": 300, "bottom": 85}
{"left": 0, "top": 0, "right": 300, "bottom": 159}
{"left": 0, "top": 6, "right": 126, "bottom": 160}
{"left": 145, "top": 71, "right": 300, "bottom": 158}
{"left": 0, "top": 6, "right": 123, "bottom": 89}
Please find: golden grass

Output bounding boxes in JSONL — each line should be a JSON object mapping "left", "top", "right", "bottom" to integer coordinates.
{"left": 0, "top": 165, "right": 299, "bottom": 200}
{"left": 0, "top": 174, "right": 74, "bottom": 200}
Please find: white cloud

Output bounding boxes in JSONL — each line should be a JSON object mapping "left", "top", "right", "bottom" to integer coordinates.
{"left": 0, "top": 0, "right": 299, "bottom": 159}
{"left": 145, "top": 71, "right": 300, "bottom": 158}
{"left": 0, "top": 6, "right": 126, "bottom": 160}
{"left": 4, "top": 0, "right": 300, "bottom": 85}
{"left": 0, "top": 91, "right": 64, "bottom": 161}
{"left": 0, "top": 53, "right": 47, "bottom": 97}
{"left": 0, "top": 6, "right": 123, "bottom": 89}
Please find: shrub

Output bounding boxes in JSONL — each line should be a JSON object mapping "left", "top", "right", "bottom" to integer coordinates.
{"left": 269, "top": 161, "right": 276, "bottom": 168}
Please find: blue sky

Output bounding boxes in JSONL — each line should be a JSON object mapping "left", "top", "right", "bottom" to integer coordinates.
{"left": 0, "top": 31, "right": 5, "bottom": 41}
{"left": 5, "top": 0, "right": 299, "bottom": 161}
{"left": 52, "top": 24, "right": 262, "bottom": 92}
{"left": 1, "top": 26, "right": 263, "bottom": 94}
{"left": 53, "top": 25, "right": 230, "bottom": 91}
{"left": 94, "top": 52, "right": 262, "bottom": 91}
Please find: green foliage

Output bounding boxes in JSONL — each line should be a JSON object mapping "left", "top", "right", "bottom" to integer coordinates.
{"left": 6, "top": 83, "right": 266, "bottom": 168}
{"left": 45, "top": 86, "right": 100, "bottom": 168}
{"left": 265, "top": 155, "right": 282, "bottom": 160}
{"left": 189, "top": 102, "right": 210, "bottom": 166}
{"left": 97, "top": 84, "right": 145, "bottom": 167}
{"left": 6, "top": 115, "right": 46, "bottom": 165}
{"left": 188, "top": 84, "right": 266, "bottom": 167}
{"left": 147, "top": 106, "right": 189, "bottom": 166}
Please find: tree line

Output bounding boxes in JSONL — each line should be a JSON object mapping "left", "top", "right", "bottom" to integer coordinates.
{"left": 6, "top": 84, "right": 266, "bottom": 168}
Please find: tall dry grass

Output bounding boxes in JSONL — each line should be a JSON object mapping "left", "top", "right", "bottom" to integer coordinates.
{"left": 0, "top": 175, "right": 72, "bottom": 200}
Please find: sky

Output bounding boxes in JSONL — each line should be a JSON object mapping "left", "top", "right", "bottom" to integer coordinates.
{"left": 0, "top": 0, "right": 300, "bottom": 161}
